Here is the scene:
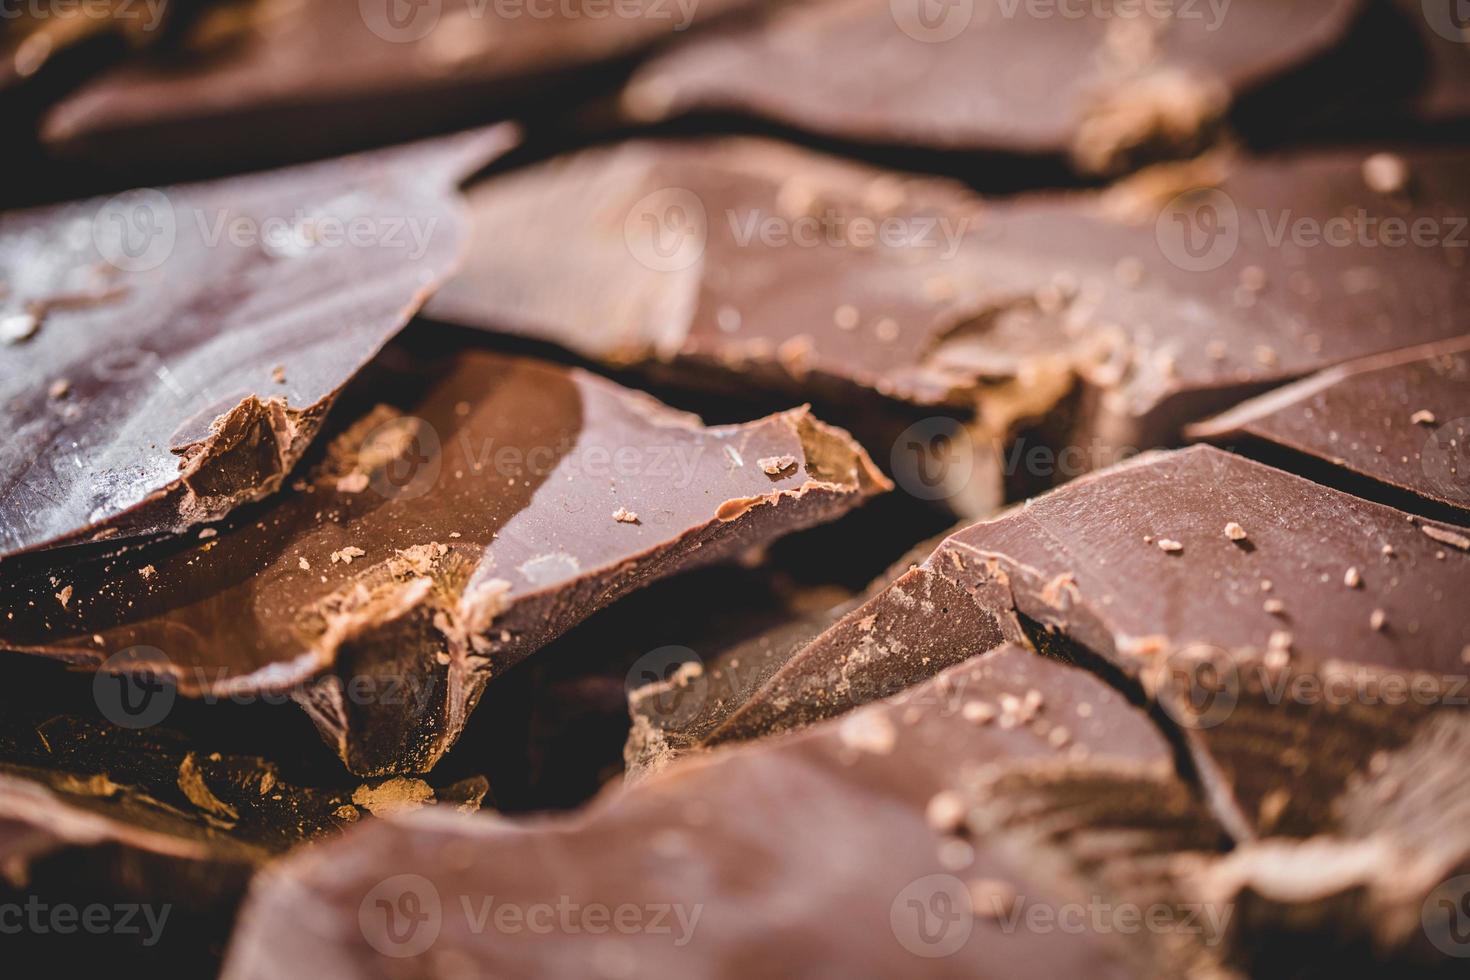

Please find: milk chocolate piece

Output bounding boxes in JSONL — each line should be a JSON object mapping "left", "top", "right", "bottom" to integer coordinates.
{"left": 427, "top": 139, "right": 1470, "bottom": 479}
{"left": 1188, "top": 335, "right": 1470, "bottom": 523}
{"left": 223, "top": 649, "right": 1217, "bottom": 979}
{"left": 0, "top": 127, "right": 515, "bottom": 559}
{"left": 41, "top": 0, "right": 753, "bottom": 171}
{"left": 0, "top": 336, "right": 887, "bottom": 774}
{"left": 872, "top": 446, "right": 1469, "bottom": 838}
{"left": 622, "top": 0, "right": 1363, "bottom": 172}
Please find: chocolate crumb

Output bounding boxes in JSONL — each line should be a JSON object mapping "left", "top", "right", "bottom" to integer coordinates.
{"left": 139, "top": 565, "right": 156, "bottom": 579}
{"left": 55, "top": 585, "right": 72, "bottom": 609}
{"left": 1421, "top": 524, "right": 1470, "bottom": 551}
{"left": 330, "top": 546, "right": 366, "bottom": 565}
{"left": 1361, "top": 152, "right": 1409, "bottom": 195}
{"left": 758, "top": 455, "right": 799, "bottom": 476}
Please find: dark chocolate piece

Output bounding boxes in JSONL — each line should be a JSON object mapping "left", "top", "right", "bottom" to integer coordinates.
{"left": 845, "top": 445, "right": 1469, "bottom": 838}
{"left": 624, "top": 528, "right": 1018, "bottom": 776}
{"left": 0, "top": 126, "right": 516, "bottom": 559}
{"left": 1188, "top": 334, "right": 1470, "bottom": 523}
{"left": 621, "top": 0, "right": 1363, "bottom": 171}
{"left": 40, "top": 0, "right": 753, "bottom": 170}
{"left": 222, "top": 648, "right": 1217, "bottom": 979}
{"left": 0, "top": 336, "right": 887, "bottom": 774}
{"left": 427, "top": 139, "right": 1470, "bottom": 479}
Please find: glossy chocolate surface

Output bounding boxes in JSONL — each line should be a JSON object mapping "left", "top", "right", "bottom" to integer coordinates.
{"left": 1189, "top": 335, "right": 1470, "bottom": 522}
{"left": 0, "top": 127, "right": 515, "bottom": 558}
{"left": 0, "top": 336, "right": 886, "bottom": 772}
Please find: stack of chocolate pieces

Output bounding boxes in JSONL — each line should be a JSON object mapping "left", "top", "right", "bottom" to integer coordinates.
{"left": 2, "top": 0, "right": 1468, "bottom": 976}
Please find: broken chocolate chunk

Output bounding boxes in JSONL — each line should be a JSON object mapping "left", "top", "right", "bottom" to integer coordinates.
{"left": 0, "top": 126, "right": 516, "bottom": 559}
{"left": 846, "top": 446, "right": 1468, "bottom": 839}
{"left": 427, "top": 139, "right": 1470, "bottom": 490}
{"left": 222, "top": 649, "right": 1216, "bottom": 979}
{"left": 624, "top": 528, "right": 1020, "bottom": 776}
{"left": 0, "top": 334, "right": 887, "bottom": 775}
{"left": 621, "top": 0, "right": 1364, "bottom": 172}
{"left": 40, "top": 0, "right": 754, "bottom": 172}
{"left": 1188, "top": 335, "right": 1470, "bottom": 523}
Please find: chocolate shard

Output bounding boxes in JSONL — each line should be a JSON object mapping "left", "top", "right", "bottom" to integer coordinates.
{"left": 0, "top": 126, "right": 516, "bottom": 559}
{"left": 1188, "top": 334, "right": 1470, "bottom": 523}
{"left": 625, "top": 529, "right": 1023, "bottom": 776}
{"left": 621, "top": 0, "right": 1363, "bottom": 172}
{"left": 0, "top": 336, "right": 887, "bottom": 775}
{"left": 40, "top": 0, "right": 753, "bottom": 171}
{"left": 222, "top": 648, "right": 1220, "bottom": 979}
{"left": 427, "top": 139, "right": 1470, "bottom": 488}
{"left": 866, "top": 445, "right": 1467, "bottom": 839}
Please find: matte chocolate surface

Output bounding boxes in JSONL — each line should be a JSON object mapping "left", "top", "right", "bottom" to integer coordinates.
{"left": 40, "top": 0, "right": 753, "bottom": 169}
{"left": 622, "top": 0, "right": 1362, "bottom": 170}
{"left": 1189, "top": 335, "right": 1470, "bottom": 522}
{"left": 0, "top": 127, "right": 515, "bottom": 559}
{"left": 222, "top": 648, "right": 1215, "bottom": 979}
{"left": 0, "top": 336, "right": 887, "bottom": 774}
{"left": 428, "top": 138, "right": 1470, "bottom": 464}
